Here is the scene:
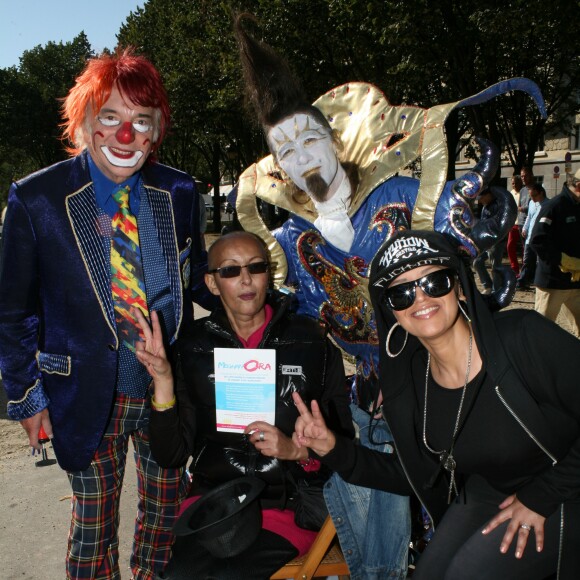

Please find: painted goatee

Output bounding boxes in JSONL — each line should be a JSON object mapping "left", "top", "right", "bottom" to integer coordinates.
{"left": 305, "top": 173, "right": 330, "bottom": 202}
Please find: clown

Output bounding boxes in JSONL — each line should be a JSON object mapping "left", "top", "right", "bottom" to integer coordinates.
{"left": 234, "top": 15, "right": 545, "bottom": 578}
{"left": 0, "top": 50, "right": 208, "bottom": 579}
{"left": 86, "top": 86, "right": 156, "bottom": 178}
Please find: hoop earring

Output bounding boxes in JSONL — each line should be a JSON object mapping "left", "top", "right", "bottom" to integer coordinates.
{"left": 457, "top": 300, "right": 471, "bottom": 323}
{"left": 385, "top": 322, "right": 408, "bottom": 358}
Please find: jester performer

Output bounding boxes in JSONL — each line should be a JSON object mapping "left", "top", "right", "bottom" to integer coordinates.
{"left": 0, "top": 51, "right": 209, "bottom": 579}
{"left": 234, "top": 15, "right": 546, "bottom": 579}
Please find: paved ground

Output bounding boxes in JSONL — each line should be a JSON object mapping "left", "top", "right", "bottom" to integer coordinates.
{"left": 0, "top": 433, "right": 138, "bottom": 580}
{"left": 0, "top": 277, "right": 574, "bottom": 578}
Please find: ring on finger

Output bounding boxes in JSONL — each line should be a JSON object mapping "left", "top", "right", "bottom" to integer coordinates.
{"left": 259, "top": 431, "right": 265, "bottom": 442}
{"left": 520, "top": 523, "right": 532, "bottom": 531}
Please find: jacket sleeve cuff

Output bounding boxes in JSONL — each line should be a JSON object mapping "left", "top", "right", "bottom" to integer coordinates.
{"left": 516, "top": 479, "right": 562, "bottom": 518}
{"left": 516, "top": 491, "right": 558, "bottom": 518}
{"left": 149, "top": 404, "right": 179, "bottom": 425}
{"left": 313, "top": 434, "right": 357, "bottom": 477}
{"left": 7, "top": 380, "right": 50, "bottom": 420}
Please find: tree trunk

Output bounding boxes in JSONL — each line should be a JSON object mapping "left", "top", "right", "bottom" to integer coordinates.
{"left": 211, "top": 143, "right": 222, "bottom": 233}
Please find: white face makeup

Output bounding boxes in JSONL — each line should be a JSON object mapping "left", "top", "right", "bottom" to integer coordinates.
{"left": 267, "top": 113, "right": 339, "bottom": 200}
{"left": 85, "top": 85, "right": 155, "bottom": 183}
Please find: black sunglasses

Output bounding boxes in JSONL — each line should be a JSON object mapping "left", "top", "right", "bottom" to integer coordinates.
{"left": 383, "top": 268, "right": 456, "bottom": 311}
{"left": 208, "top": 261, "right": 269, "bottom": 279}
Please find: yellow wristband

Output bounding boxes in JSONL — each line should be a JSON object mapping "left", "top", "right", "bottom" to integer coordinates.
{"left": 151, "top": 395, "right": 176, "bottom": 410}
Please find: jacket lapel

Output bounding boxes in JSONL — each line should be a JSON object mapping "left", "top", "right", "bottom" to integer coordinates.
{"left": 142, "top": 184, "right": 182, "bottom": 342}
{"left": 66, "top": 183, "right": 118, "bottom": 344}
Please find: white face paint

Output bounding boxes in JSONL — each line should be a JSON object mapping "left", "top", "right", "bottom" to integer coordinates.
{"left": 85, "top": 85, "right": 155, "bottom": 183}
{"left": 267, "top": 113, "right": 339, "bottom": 200}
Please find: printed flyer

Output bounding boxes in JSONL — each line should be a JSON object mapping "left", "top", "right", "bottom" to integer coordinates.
{"left": 214, "top": 347, "right": 276, "bottom": 433}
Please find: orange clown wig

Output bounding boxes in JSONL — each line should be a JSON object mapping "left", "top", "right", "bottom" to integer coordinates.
{"left": 61, "top": 48, "right": 170, "bottom": 156}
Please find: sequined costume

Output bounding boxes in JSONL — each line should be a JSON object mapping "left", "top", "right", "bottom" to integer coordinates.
{"left": 274, "top": 178, "right": 418, "bottom": 405}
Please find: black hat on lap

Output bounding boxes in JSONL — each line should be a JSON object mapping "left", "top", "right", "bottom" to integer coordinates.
{"left": 173, "top": 477, "right": 265, "bottom": 558}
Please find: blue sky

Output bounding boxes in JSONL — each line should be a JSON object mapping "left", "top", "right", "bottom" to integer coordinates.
{"left": 0, "top": 0, "right": 145, "bottom": 69}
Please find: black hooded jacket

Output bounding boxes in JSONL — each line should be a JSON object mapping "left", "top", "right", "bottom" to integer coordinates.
{"left": 319, "top": 231, "right": 580, "bottom": 579}
{"left": 530, "top": 182, "right": 580, "bottom": 289}
{"left": 149, "top": 291, "right": 354, "bottom": 504}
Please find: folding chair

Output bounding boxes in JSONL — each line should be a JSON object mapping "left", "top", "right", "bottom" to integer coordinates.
{"left": 270, "top": 515, "right": 350, "bottom": 580}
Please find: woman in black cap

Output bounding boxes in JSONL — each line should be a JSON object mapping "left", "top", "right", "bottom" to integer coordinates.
{"left": 293, "top": 229, "right": 580, "bottom": 579}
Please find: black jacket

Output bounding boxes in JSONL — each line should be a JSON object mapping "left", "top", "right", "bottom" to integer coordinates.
{"left": 321, "top": 236, "right": 580, "bottom": 579}
{"left": 530, "top": 183, "right": 580, "bottom": 289}
{"left": 149, "top": 291, "right": 353, "bottom": 503}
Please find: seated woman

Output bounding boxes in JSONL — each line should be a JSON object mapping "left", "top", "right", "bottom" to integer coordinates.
{"left": 293, "top": 229, "right": 580, "bottom": 580}
{"left": 136, "top": 231, "right": 353, "bottom": 579}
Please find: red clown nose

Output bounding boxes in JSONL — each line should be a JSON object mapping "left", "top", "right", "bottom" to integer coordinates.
{"left": 116, "top": 122, "right": 135, "bottom": 144}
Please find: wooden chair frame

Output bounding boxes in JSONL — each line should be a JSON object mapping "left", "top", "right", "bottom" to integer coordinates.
{"left": 270, "top": 515, "right": 350, "bottom": 580}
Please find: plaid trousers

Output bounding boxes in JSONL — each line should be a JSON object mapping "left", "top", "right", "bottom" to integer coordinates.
{"left": 66, "top": 394, "right": 189, "bottom": 580}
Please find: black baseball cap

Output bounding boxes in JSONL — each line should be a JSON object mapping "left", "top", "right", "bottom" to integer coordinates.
{"left": 370, "top": 230, "right": 463, "bottom": 288}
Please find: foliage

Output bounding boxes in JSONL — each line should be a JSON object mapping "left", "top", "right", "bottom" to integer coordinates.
{"left": 117, "top": 0, "right": 264, "bottom": 230}
{"left": 373, "top": 0, "right": 579, "bottom": 171}
{"left": 250, "top": 0, "right": 579, "bottom": 174}
{"left": 0, "top": 33, "right": 93, "bottom": 206}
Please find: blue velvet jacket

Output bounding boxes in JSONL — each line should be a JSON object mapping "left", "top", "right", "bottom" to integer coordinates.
{"left": 0, "top": 151, "right": 205, "bottom": 471}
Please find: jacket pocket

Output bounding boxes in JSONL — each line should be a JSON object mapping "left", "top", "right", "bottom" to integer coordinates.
{"left": 37, "top": 352, "right": 71, "bottom": 376}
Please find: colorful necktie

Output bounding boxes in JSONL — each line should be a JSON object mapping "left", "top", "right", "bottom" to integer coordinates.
{"left": 110, "top": 186, "right": 149, "bottom": 352}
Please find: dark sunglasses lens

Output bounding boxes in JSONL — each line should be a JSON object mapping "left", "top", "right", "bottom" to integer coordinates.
{"left": 218, "top": 265, "right": 242, "bottom": 278}
{"left": 385, "top": 284, "right": 415, "bottom": 311}
{"left": 384, "top": 270, "right": 454, "bottom": 311}
{"left": 216, "top": 262, "right": 269, "bottom": 278}
{"left": 247, "top": 262, "right": 269, "bottom": 275}
{"left": 421, "top": 270, "right": 454, "bottom": 297}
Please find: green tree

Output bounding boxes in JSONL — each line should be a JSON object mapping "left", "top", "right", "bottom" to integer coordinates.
{"left": 233, "top": 0, "right": 578, "bottom": 175}
{"left": 0, "top": 33, "right": 93, "bottom": 202}
{"left": 2, "top": 0, "right": 578, "bottom": 212}
{"left": 16, "top": 31, "right": 93, "bottom": 167}
{"left": 363, "top": 0, "right": 579, "bottom": 172}
{"left": 118, "top": 0, "right": 264, "bottom": 231}
{"left": 0, "top": 67, "right": 37, "bottom": 202}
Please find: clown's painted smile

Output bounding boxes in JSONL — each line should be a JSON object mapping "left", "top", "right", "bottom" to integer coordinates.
{"left": 101, "top": 146, "right": 145, "bottom": 168}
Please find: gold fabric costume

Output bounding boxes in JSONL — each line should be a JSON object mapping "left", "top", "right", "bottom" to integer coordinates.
{"left": 237, "top": 81, "right": 496, "bottom": 286}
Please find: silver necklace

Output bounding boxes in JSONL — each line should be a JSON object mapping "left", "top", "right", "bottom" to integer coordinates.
{"left": 422, "top": 325, "right": 473, "bottom": 503}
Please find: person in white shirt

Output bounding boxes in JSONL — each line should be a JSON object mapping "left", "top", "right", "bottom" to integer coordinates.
{"left": 518, "top": 183, "right": 547, "bottom": 288}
